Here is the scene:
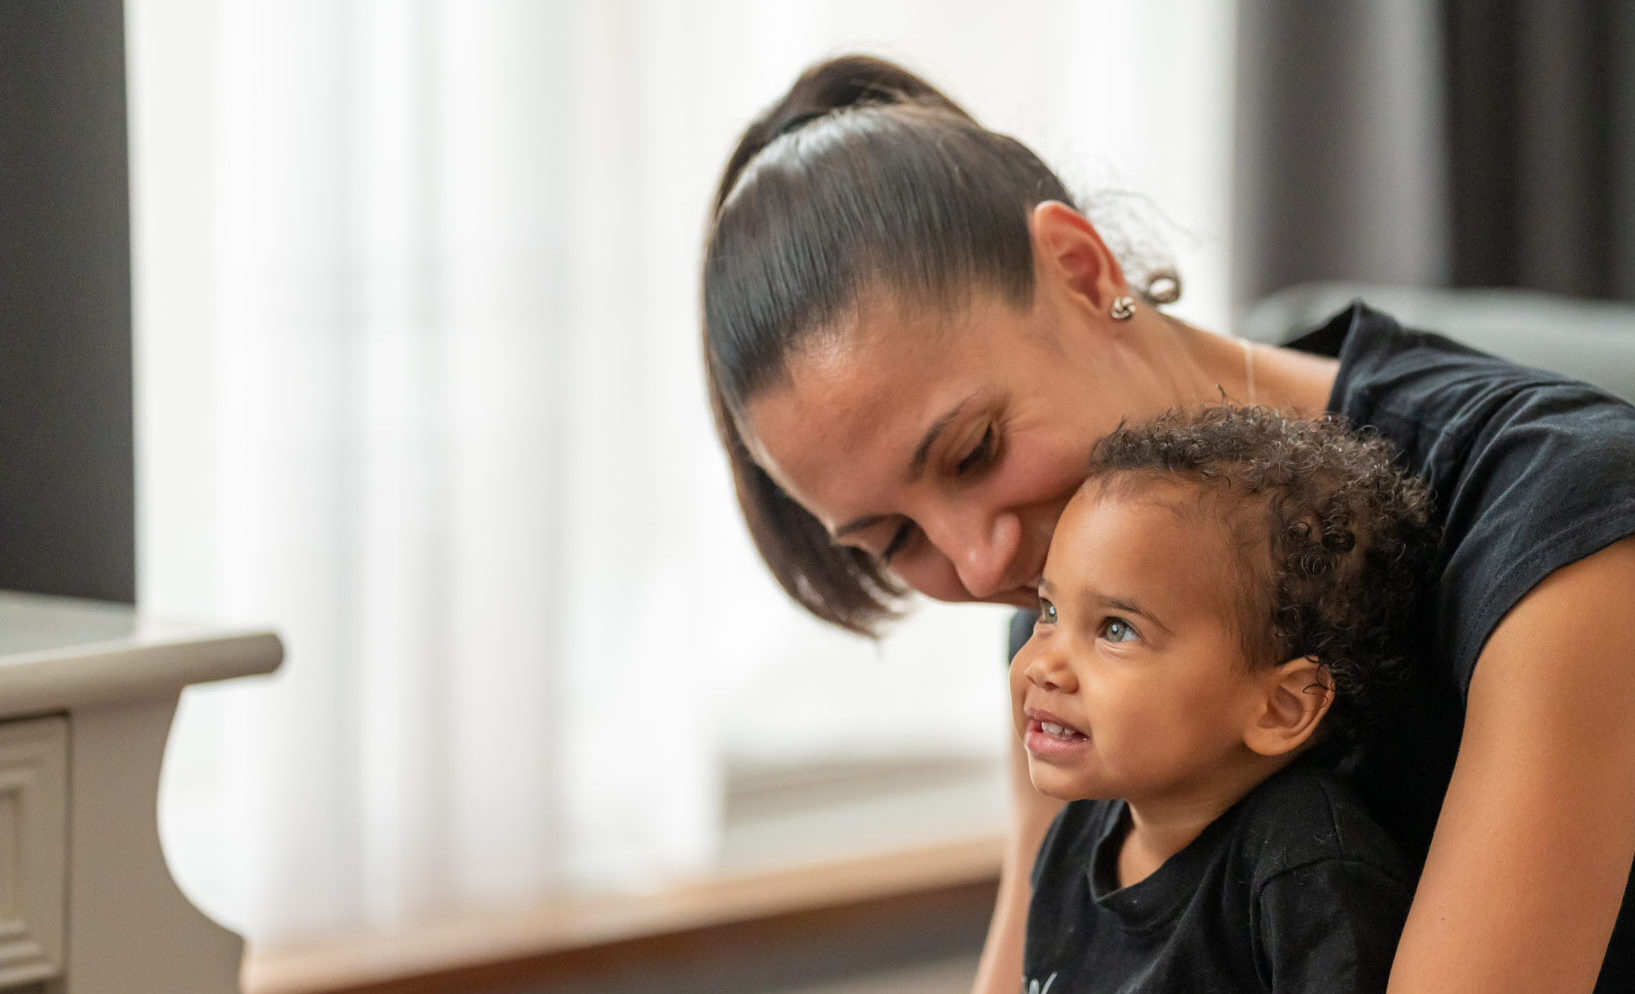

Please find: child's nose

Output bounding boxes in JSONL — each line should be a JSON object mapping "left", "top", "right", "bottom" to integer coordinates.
{"left": 1023, "top": 642, "right": 1076, "bottom": 693}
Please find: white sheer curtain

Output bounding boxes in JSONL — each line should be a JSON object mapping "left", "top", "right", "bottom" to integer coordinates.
{"left": 129, "top": 0, "right": 1237, "bottom": 946}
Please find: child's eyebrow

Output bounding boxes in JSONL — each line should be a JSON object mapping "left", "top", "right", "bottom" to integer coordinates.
{"left": 1087, "top": 592, "right": 1173, "bottom": 636}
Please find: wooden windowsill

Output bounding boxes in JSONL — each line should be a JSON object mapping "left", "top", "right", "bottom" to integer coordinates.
{"left": 242, "top": 832, "right": 1004, "bottom": 994}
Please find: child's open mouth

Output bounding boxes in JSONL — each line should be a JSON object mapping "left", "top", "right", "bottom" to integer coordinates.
{"left": 1038, "top": 720, "right": 1085, "bottom": 740}
{"left": 1025, "top": 709, "right": 1090, "bottom": 757}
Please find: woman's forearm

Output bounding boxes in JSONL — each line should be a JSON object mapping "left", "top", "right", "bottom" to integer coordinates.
{"left": 972, "top": 731, "right": 1064, "bottom": 994}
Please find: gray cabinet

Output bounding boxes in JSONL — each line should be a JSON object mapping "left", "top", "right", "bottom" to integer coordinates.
{"left": 0, "top": 593, "right": 282, "bottom": 993}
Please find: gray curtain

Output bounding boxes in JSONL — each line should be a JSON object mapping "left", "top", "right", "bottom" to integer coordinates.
{"left": 1444, "top": 0, "right": 1635, "bottom": 298}
{"left": 1234, "top": 0, "right": 1635, "bottom": 313}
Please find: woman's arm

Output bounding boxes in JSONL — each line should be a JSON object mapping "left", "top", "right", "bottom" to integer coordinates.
{"left": 1389, "top": 535, "right": 1635, "bottom": 993}
{"left": 971, "top": 729, "right": 1065, "bottom": 994}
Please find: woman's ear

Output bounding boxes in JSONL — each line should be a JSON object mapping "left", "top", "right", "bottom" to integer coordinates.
{"left": 1243, "top": 656, "right": 1334, "bottom": 757}
{"left": 1029, "top": 201, "right": 1128, "bottom": 313}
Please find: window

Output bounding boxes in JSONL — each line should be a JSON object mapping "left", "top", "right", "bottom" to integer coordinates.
{"left": 132, "top": 0, "right": 1238, "bottom": 947}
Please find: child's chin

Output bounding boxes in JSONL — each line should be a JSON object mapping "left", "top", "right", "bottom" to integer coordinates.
{"left": 1029, "top": 770, "right": 1090, "bottom": 803}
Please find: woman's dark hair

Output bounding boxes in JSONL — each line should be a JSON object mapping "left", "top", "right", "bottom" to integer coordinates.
{"left": 702, "top": 55, "right": 1080, "bottom": 635}
{"left": 1084, "top": 406, "right": 1440, "bottom": 746}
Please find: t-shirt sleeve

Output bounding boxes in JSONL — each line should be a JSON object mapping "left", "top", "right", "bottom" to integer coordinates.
{"left": 1428, "top": 383, "right": 1635, "bottom": 691}
{"left": 1253, "top": 858, "right": 1413, "bottom": 994}
{"left": 1350, "top": 353, "right": 1635, "bottom": 695}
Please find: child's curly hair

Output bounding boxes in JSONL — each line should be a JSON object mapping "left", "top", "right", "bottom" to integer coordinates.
{"left": 1086, "top": 406, "right": 1439, "bottom": 747}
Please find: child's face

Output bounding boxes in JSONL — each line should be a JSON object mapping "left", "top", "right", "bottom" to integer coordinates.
{"left": 1010, "top": 480, "right": 1271, "bottom": 806}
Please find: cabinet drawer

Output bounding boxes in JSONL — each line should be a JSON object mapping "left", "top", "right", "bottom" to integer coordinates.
{"left": 0, "top": 716, "right": 67, "bottom": 986}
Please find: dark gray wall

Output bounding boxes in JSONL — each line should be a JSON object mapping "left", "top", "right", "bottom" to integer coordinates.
{"left": 1444, "top": 0, "right": 1635, "bottom": 299}
{"left": 0, "top": 0, "right": 136, "bottom": 602}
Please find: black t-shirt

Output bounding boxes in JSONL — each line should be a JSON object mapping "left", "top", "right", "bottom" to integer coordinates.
{"left": 1024, "top": 760, "right": 1413, "bottom": 993}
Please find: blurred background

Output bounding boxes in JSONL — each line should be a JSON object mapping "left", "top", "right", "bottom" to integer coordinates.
{"left": 133, "top": 0, "right": 1237, "bottom": 966}
{"left": 3, "top": 0, "right": 1633, "bottom": 992}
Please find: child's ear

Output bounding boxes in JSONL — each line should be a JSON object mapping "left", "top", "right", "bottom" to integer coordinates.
{"left": 1243, "top": 656, "right": 1334, "bottom": 757}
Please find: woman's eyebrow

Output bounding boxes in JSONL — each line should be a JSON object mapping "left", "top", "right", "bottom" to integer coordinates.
{"left": 833, "top": 395, "right": 976, "bottom": 539}
{"left": 908, "top": 397, "right": 973, "bottom": 480}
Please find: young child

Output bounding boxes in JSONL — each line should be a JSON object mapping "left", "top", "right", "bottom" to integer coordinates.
{"left": 1014, "top": 406, "right": 1437, "bottom": 994}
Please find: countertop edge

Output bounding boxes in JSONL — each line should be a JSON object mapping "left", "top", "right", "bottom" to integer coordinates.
{"left": 0, "top": 630, "right": 284, "bottom": 718}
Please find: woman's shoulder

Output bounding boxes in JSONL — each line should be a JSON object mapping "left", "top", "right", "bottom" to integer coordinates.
{"left": 1335, "top": 302, "right": 1635, "bottom": 506}
{"left": 1306, "top": 301, "right": 1635, "bottom": 690}
{"left": 1264, "top": 287, "right": 1635, "bottom": 409}
{"left": 1321, "top": 301, "right": 1635, "bottom": 441}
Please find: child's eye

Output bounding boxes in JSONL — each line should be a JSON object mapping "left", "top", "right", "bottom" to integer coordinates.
{"left": 1036, "top": 598, "right": 1058, "bottom": 625}
{"left": 1103, "top": 618, "right": 1138, "bottom": 643}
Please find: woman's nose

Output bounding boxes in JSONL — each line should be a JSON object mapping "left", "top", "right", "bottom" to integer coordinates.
{"left": 926, "top": 506, "right": 1023, "bottom": 600}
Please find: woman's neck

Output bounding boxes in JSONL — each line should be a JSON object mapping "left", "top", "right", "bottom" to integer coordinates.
{"left": 1162, "top": 315, "right": 1340, "bottom": 416}
{"left": 1245, "top": 338, "right": 1342, "bottom": 415}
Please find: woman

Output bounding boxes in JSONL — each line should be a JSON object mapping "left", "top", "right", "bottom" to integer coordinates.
{"left": 703, "top": 55, "right": 1635, "bottom": 993}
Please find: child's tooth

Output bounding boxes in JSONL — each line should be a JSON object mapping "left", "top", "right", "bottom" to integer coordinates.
{"left": 1042, "top": 721, "right": 1064, "bottom": 735}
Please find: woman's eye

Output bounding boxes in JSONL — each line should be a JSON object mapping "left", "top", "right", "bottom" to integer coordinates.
{"left": 881, "top": 522, "right": 914, "bottom": 563}
{"left": 955, "top": 425, "right": 996, "bottom": 476}
{"left": 1103, "top": 618, "right": 1138, "bottom": 643}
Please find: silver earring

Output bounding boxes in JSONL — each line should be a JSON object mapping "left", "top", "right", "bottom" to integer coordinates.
{"left": 1110, "top": 296, "right": 1136, "bottom": 321}
{"left": 1144, "top": 269, "right": 1182, "bottom": 305}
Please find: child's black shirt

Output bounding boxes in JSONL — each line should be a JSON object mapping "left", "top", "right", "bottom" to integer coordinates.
{"left": 1023, "top": 761, "right": 1412, "bottom": 993}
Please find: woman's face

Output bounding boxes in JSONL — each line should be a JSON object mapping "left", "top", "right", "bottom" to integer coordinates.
{"left": 743, "top": 286, "right": 1176, "bottom": 609}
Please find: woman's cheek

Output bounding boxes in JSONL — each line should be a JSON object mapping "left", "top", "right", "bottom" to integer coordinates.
{"left": 999, "top": 438, "right": 1093, "bottom": 515}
